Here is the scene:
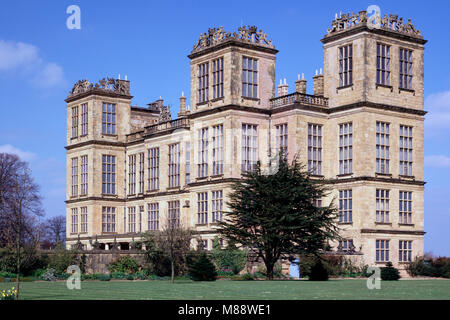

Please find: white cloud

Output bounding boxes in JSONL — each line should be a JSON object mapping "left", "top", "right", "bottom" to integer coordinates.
{"left": 425, "top": 155, "right": 450, "bottom": 168}
{"left": 0, "top": 39, "right": 65, "bottom": 88}
{"left": 0, "top": 144, "right": 37, "bottom": 162}
{"left": 425, "top": 91, "right": 450, "bottom": 132}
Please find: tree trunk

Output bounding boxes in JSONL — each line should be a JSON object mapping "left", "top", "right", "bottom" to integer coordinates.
{"left": 171, "top": 259, "right": 175, "bottom": 284}
{"left": 15, "top": 234, "right": 20, "bottom": 300}
{"left": 265, "top": 261, "right": 274, "bottom": 280}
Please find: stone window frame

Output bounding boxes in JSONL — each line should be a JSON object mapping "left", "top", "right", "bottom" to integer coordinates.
{"left": 399, "top": 125, "right": 413, "bottom": 176}
{"left": 212, "top": 57, "right": 224, "bottom": 99}
{"left": 242, "top": 56, "right": 258, "bottom": 99}
{"left": 138, "top": 152, "right": 145, "bottom": 194}
{"left": 399, "top": 191, "right": 412, "bottom": 224}
{"left": 241, "top": 123, "right": 258, "bottom": 173}
{"left": 128, "top": 154, "right": 136, "bottom": 195}
{"left": 376, "top": 239, "right": 390, "bottom": 262}
{"left": 212, "top": 190, "right": 223, "bottom": 223}
{"left": 71, "top": 105, "right": 79, "bottom": 138}
{"left": 168, "top": 200, "right": 180, "bottom": 229}
{"left": 197, "top": 191, "right": 208, "bottom": 225}
{"left": 399, "top": 240, "right": 412, "bottom": 262}
{"left": 212, "top": 124, "right": 224, "bottom": 176}
{"left": 307, "top": 123, "right": 323, "bottom": 175}
{"left": 71, "top": 207, "right": 78, "bottom": 234}
{"left": 148, "top": 202, "right": 159, "bottom": 231}
{"left": 102, "top": 206, "right": 116, "bottom": 233}
{"left": 128, "top": 206, "right": 136, "bottom": 233}
{"left": 198, "top": 128, "right": 209, "bottom": 178}
{"left": 276, "top": 123, "right": 288, "bottom": 160}
{"left": 338, "top": 43, "right": 353, "bottom": 87}
{"left": 376, "top": 121, "right": 390, "bottom": 174}
{"left": 102, "top": 155, "right": 116, "bottom": 195}
{"left": 399, "top": 48, "right": 413, "bottom": 90}
{"left": 338, "top": 239, "right": 354, "bottom": 252}
{"left": 339, "top": 189, "right": 352, "bottom": 223}
{"left": 339, "top": 122, "right": 353, "bottom": 175}
{"left": 376, "top": 189, "right": 390, "bottom": 223}
{"left": 80, "top": 103, "right": 88, "bottom": 136}
{"left": 148, "top": 147, "right": 159, "bottom": 191}
{"left": 80, "top": 155, "right": 88, "bottom": 196}
{"left": 185, "top": 142, "right": 191, "bottom": 185}
{"left": 376, "top": 43, "right": 391, "bottom": 86}
{"left": 168, "top": 143, "right": 181, "bottom": 188}
{"left": 71, "top": 157, "right": 78, "bottom": 197}
{"left": 102, "top": 103, "right": 116, "bottom": 135}
{"left": 198, "top": 62, "right": 209, "bottom": 104}
{"left": 80, "top": 207, "right": 88, "bottom": 233}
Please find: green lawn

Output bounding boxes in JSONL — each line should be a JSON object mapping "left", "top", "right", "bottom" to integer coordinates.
{"left": 1, "top": 279, "right": 450, "bottom": 300}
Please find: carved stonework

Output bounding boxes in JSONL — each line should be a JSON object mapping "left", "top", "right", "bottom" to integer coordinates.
{"left": 158, "top": 105, "right": 172, "bottom": 123}
{"left": 326, "top": 11, "right": 422, "bottom": 38}
{"left": 192, "top": 25, "right": 274, "bottom": 54}
{"left": 68, "top": 77, "right": 130, "bottom": 98}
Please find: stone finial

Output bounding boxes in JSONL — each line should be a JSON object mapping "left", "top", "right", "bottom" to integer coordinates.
{"left": 178, "top": 91, "right": 187, "bottom": 117}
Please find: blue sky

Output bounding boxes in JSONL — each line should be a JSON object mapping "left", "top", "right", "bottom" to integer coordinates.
{"left": 0, "top": 0, "right": 449, "bottom": 255}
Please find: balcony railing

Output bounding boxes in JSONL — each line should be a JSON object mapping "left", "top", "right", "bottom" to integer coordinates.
{"left": 126, "top": 118, "right": 190, "bottom": 142}
{"left": 270, "top": 92, "right": 329, "bottom": 109}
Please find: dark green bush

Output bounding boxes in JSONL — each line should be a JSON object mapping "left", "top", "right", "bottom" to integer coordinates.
{"left": 108, "top": 256, "right": 140, "bottom": 274}
{"left": 309, "top": 260, "right": 329, "bottom": 281}
{"left": 230, "top": 273, "right": 254, "bottom": 281}
{"left": 211, "top": 238, "right": 248, "bottom": 275}
{"left": 217, "top": 269, "right": 234, "bottom": 277}
{"left": 407, "top": 256, "right": 450, "bottom": 278}
{"left": 47, "top": 246, "right": 78, "bottom": 274}
{"left": 380, "top": 262, "right": 400, "bottom": 280}
{"left": 111, "top": 272, "right": 127, "bottom": 280}
{"left": 187, "top": 252, "right": 217, "bottom": 281}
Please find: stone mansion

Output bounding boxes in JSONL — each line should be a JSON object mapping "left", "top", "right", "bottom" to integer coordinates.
{"left": 65, "top": 10, "right": 427, "bottom": 270}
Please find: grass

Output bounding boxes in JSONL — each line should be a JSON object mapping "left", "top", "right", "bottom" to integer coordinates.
{"left": 1, "top": 279, "right": 449, "bottom": 300}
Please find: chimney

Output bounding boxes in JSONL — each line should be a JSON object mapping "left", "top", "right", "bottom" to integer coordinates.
{"left": 277, "top": 78, "right": 289, "bottom": 97}
{"left": 178, "top": 91, "right": 187, "bottom": 117}
{"left": 295, "top": 73, "right": 307, "bottom": 94}
{"left": 313, "top": 69, "right": 324, "bottom": 96}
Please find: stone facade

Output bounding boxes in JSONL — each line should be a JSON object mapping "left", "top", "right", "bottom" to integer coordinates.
{"left": 65, "top": 12, "right": 426, "bottom": 273}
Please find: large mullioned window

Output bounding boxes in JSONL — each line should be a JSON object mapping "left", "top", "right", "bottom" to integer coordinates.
{"left": 376, "top": 43, "right": 391, "bottom": 86}
{"left": 399, "top": 48, "right": 413, "bottom": 90}
{"left": 276, "top": 123, "right": 288, "bottom": 159}
{"left": 376, "top": 121, "right": 390, "bottom": 174}
{"left": 212, "top": 125, "right": 223, "bottom": 175}
{"left": 399, "top": 240, "right": 412, "bottom": 262}
{"left": 339, "top": 123, "right": 353, "bottom": 175}
{"left": 242, "top": 57, "right": 258, "bottom": 98}
{"left": 80, "top": 207, "right": 88, "bottom": 233}
{"left": 198, "top": 62, "right": 209, "bottom": 103}
{"left": 197, "top": 192, "right": 208, "bottom": 224}
{"left": 102, "top": 207, "right": 116, "bottom": 233}
{"left": 138, "top": 153, "right": 144, "bottom": 194}
{"left": 128, "top": 206, "right": 136, "bottom": 233}
{"left": 376, "top": 189, "right": 390, "bottom": 223}
{"left": 102, "top": 103, "right": 116, "bottom": 135}
{"left": 71, "top": 106, "right": 79, "bottom": 138}
{"left": 198, "top": 128, "right": 209, "bottom": 178}
{"left": 400, "top": 125, "right": 413, "bottom": 176}
{"left": 212, "top": 190, "right": 223, "bottom": 223}
{"left": 399, "top": 191, "right": 412, "bottom": 225}
{"left": 308, "top": 124, "right": 322, "bottom": 175}
{"left": 339, "top": 190, "right": 352, "bottom": 223}
{"left": 376, "top": 239, "right": 389, "bottom": 262}
{"left": 71, "top": 208, "right": 78, "bottom": 234}
{"left": 168, "top": 143, "right": 180, "bottom": 188}
{"left": 212, "top": 58, "right": 224, "bottom": 99}
{"left": 80, "top": 155, "right": 88, "bottom": 196}
{"left": 241, "top": 124, "right": 258, "bottom": 172}
{"left": 80, "top": 103, "right": 88, "bottom": 136}
{"left": 102, "top": 155, "right": 116, "bottom": 195}
{"left": 185, "top": 142, "right": 191, "bottom": 184}
{"left": 339, "top": 44, "right": 353, "bottom": 87}
{"left": 148, "top": 147, "right": 159, "bottom": 191}
{"left": 128, "top": 154, "right": 136, "bottom": 195}
{"left": 71, "top": 157, "right": 78, "bottom": 197}
{"left": 168, "top": 200, "right": 180, "bottom": 229}
{"left": 148, "top": 203, "right": 159, "bottom": 231}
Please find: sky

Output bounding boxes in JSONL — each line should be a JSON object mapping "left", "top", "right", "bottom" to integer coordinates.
{"left": 0, "top": 0, "right": 449, "bottom": 256}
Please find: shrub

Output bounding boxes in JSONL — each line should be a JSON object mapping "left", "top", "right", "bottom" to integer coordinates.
{"left": 217, "top": 269, "right": 234, "bottom": 277}
{"left": 231, "top": 273, "right": 254, "bottom": 281}
{"left": 47, "top": 245, "right": 78, "bottom": 274}
{"left": 93, "top": 274, "right": 111, "bottom": 281}
{"left": 380, "top": 262, "right": 400, "bottom": 281}
{"left": 0, "top": 287, "right": 17, "bottom": 300}
{"left": 309, "top": 260, "right": 329, "bottom": 281}
{"left": 109, "top": 256, "right": 140, "bottom": 274}
{"left": 111, "top": 272, "right": 128, "bottom": 280}
{"left": 187, "top": 252, "right": 217, "bottom": 281}
{"left": 211, "top": 238, "right": 248, "bottom": 275}
{"left": 407, "top": 256, "right": 450, "bottom": 278}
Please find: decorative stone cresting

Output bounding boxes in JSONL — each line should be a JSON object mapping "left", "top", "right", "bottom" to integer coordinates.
{"left": 192, "top": 25, "right": 274, "bottom": 53}
{"left": 68, "top": 77, "right": 130, "bottom": 97}
{"left": 326, "top": 11, "right": 422, "bottom": 38}
{"left": 158, "top": 105, "right": 172, "bottom": 123}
